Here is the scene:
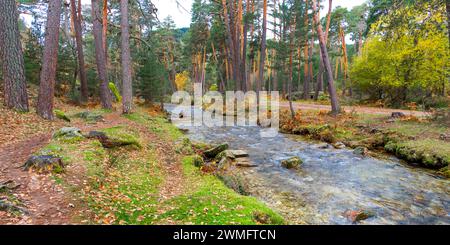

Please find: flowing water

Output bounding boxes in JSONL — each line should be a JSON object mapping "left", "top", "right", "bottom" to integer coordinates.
{"left": 166, "top": 105, "right": 450, "bottom": 225}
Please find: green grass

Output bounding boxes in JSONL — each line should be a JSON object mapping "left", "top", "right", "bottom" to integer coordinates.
{"left": 155, "top": 156, "right": 285, "bottom": 225}
{"left": 31, "top": 108, "right": 284, "bottom": 225}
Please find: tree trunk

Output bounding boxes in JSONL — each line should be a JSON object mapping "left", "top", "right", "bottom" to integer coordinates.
{"left": 91, "top": 0, "right": 112, "bottom": 109}
{"left": 70, "top": 0, "right": 89, "bottom": 102}
{"left": 102, "top": 0, "right": 108, "bottom": 59}
{"left": 312, "top": 0, "right": 340, "bottom": 114}
{"left": 302, "top": 0, "right": 310, "bottom": 100}
{"left": 0, "top": 0, "right": 29, "bottom": 112}
{"left": 446, "top": 0, "right": 450, "bottom": 46}
{"left": 37, "top": 0, "right": 62, "bottom": 120}
{"left": 258, "top": 0, "right": 267, "bottom": 98}
{"left": 120, "top": 0, "right": 132, "bottom": 114}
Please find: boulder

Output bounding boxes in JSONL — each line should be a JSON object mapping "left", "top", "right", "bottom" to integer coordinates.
{"left": 391, "top": 112, "right": 406, "bottom": 118}
{"left": 215, "top": 150, "right": 236, "bottom": 161}
{"left": 53, "top": 127, "right": 83, "bottom": 139}
{"left": 344, "top": 210, "right": 375, "bottom": 223}
{"left": 22, "top": 155, "right": 64, "bottom": 173}
{"left": 86, "top": 130, "right": 140, "bottom": 149}
{"left": 192, "top": 155, "right": 205, "bottom": 167}
{"left": 333, "top": 142, "right": 346, "bottom": 149}
{"left": 236, "top": 158, "right": 258, "bottom": 168}
{"left": 353, "top": 147, "right": 369, "bottom": 156}
{"left": 204, "top": 143, "right": 229, "bottom": 158}
{"left": 75, "top": 111, "right": 104, "bottom": 123}
{"left": 54, "top": 109, "right": 71, "bottom": 122}
{"left": 317, "top": 143, "right": 331, "bottom": 149}
{"left": 281, "top": 157, "right": 303, "bottom": 169}
{"left": 229, "top": 150, "right": 249, "bottom": 158}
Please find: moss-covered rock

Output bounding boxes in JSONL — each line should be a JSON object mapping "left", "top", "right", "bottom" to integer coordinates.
{"left": 204, "top": 143, "right": 229, "bottom": 158}
{"left": 281, "top": 157, "right": 303, "bottom": 169}
{"left": 22, "top": 155, "right": 64, "bottom": 173}
{"left": 54, "top": 109, "right": 71, "bottom": 122}
{"left": 75, "top": 111, "right": 104, "bottom": 123}
{"left": 192, "top": 155, "right": 205, "bottom": 167}
{"left": 53, "top": 127, "right": 83, "bottom": 139}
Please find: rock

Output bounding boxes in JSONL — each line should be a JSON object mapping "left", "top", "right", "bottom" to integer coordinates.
{"left": 440, "top": 134, "right": 450, "bottom": 142}
{"left": 333, "top": 142, "right": 346, "bottom": 149}
{"left": 75, "top": 111, "right": 104, "bottom": 123}
{"left": 344, "top": 210, "right": 375, "bottom": 223}
{"left": 281, "top": 157, "right": 303, "bottom": 169}
{"left": 86, "top": 131, "right": 107, "bottom": 139}
{"left": 236, "top": 158, "right": 258, "bottom": 167}
{"left": 22, "top": 155, "right": 64, "bottom": 173}
{"left": 229, "top": 150, "right": 249, "bottom": 158}
{"left": 0, "top": 199, "right": 29, "bottom": 215}
{"left": 317, "top": 143, "right": 331, "bottom": 149}
{"left": 217, "top": 156, "right": 233, "bottom": 171}
{"left": 215, "top": 150, "right": 236, "bottom": 161}
{"left": 204, "top": 143, "right": 229, "bottom": 158}
{"left": 86, "top": 130, "right": 141, "bottom": 149}
{"left": 54, "top": 109, "right": 71, "bottom": 122}
{"left": 258, "top": 119, "right": 272, "bottom": 128}
{"left": 53, "top": 127, "right": 83, "bottom": 139}
{"left": 192, "top": 155, "right": 205, "bottom": 167}
{"left": 353, "top": 147, "right": 369, "bottom": 156}
{"left": 391, "top": 112, "right": 406, "bottom": 118}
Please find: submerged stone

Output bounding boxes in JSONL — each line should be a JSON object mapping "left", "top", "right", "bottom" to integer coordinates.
{"left": 281, "top": 157, "right": 303, "bottom": 169}
{"left": 353, "top": 147, "right": 369, "bottom": 156}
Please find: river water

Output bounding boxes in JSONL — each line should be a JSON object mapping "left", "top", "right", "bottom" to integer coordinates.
{"left": 166, "top": 105, "right": 449, "bottom": 225}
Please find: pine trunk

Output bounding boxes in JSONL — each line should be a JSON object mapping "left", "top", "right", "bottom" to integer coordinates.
{"left": 91, "top": 0, "right": 112, "bottom": 109}
{"left": 312, "top": 0, "right": 340, "bottom": 114}
{"left": 70, "top": 0, "right": 89, "bottom": 102}
{"left": 37, "top": 0, "right": 62, "bottom": 120}
{"left": 0, "top": 0, "right": 29, "bottom": 112}
{"left": 258, "top": 0, "right": 268, "bottom": 97}
{"left": 120, "top": 0, "right": 132, "bottom": 114}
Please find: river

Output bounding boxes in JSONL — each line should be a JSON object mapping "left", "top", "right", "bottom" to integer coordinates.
{"left": 165, "top": 104, "right": 449, "bottom": 225}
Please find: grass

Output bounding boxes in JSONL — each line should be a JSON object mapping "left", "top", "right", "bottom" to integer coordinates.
{"left": 155, "top": 156, "right": 285, "bottom": 225}
{"left": 32, "top": 106, "right": 283, "bottom": 225}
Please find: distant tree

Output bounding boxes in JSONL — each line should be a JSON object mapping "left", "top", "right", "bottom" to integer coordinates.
{"left": 37, "top": 0, "right": 62, "bottom": 119}
{"left": 70, "top": 0, "right": 89, "bottom": 102}
{"left": 120, "top": 0, "right": 133, "bottom": 114}
{"left": 0, "top": 0, "right": 29, "bottom": 112}
{"left": 91, "top": 0, "right": 112, "bottom": 109}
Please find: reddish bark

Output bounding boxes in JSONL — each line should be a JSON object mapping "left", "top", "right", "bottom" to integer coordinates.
{"left": 0, "top": 0, "right": 29, "bottom": 112}
{"left": 37, "top": 0, "right": 62, "bottom": 120}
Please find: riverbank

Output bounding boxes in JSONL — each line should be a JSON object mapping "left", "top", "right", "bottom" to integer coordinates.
{"left": 279, "top": 109, "right": 450, "bottom": 178}
{"left": 0, "top": 103, "right": 283, "bottom": 224}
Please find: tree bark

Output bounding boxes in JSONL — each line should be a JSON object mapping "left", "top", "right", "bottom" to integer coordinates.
{"left": 120, "top": 0, "right": 133, "bottom": 114}
{"left": 258, "top": 0, "right": 267, "bottom": 98}
{"left": 70, "top": 0, "right": 89, "bottom": 102}
{"left": 0, "top": 0, "right": 29, "bottom": 112}
{"left": 446, "top": 0, "right": 450, "bottom": 46}
{"left": 37, "top": 0, "right": 62, "bottom": 120}
{"left": 91, "top": 0, "right": 112, "bottom": 109}
{"left": 312, "top": 0, "right": 340, "bottom": 114}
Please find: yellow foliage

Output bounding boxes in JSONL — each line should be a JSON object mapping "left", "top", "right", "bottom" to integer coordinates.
{"left": 175, "top": 71, "right": 190, "bottom": 91}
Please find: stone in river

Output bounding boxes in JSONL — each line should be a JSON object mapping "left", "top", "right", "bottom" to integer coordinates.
{"left": 281, "top": 157, "right": 303, "bottom": 169}
{"left": 204, "top": 143, "right": 229, "bottom": 158}
{"left": 229, "top": 150, "right": 249, "bottom": 158}
{"left": 333, "top": 142, "right": 346, "bottom": 149}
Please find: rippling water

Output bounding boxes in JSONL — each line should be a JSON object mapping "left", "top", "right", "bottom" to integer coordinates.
{"left": 166, "top": 105, "right": 450, "bottom": 225}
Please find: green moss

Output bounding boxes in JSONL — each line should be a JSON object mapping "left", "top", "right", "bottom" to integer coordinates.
{"left": 155, "top": 156, "right": 284, "bottom": 225}
{"left": 100, "top": 126, "right": 142, "bottom": 149}
{"left": 54, "top": 109, "right": 71, "bottom": 122}
{"left": 109, "top": 82, "right": 122, "bottom": 103}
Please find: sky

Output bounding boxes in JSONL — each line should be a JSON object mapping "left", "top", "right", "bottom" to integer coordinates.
{"left": 151, "top": 0, "right": 367, "bottom": 28}
{"left": 24, "top": 0, "right": 366, "bottom": 30}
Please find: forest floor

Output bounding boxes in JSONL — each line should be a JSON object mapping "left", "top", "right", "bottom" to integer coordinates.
{"left": 0, "top": 94, "right": 283, "bottom": 225}
{"left": 280, "top": 101, "right": 430, "bottom": 117}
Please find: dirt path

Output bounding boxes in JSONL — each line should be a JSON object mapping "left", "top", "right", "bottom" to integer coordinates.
{"left": 280, "top": 101, "right": 430, "bottom": 117}
{"left": 0, "top": 110, "right": 186, "bottom": 224}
